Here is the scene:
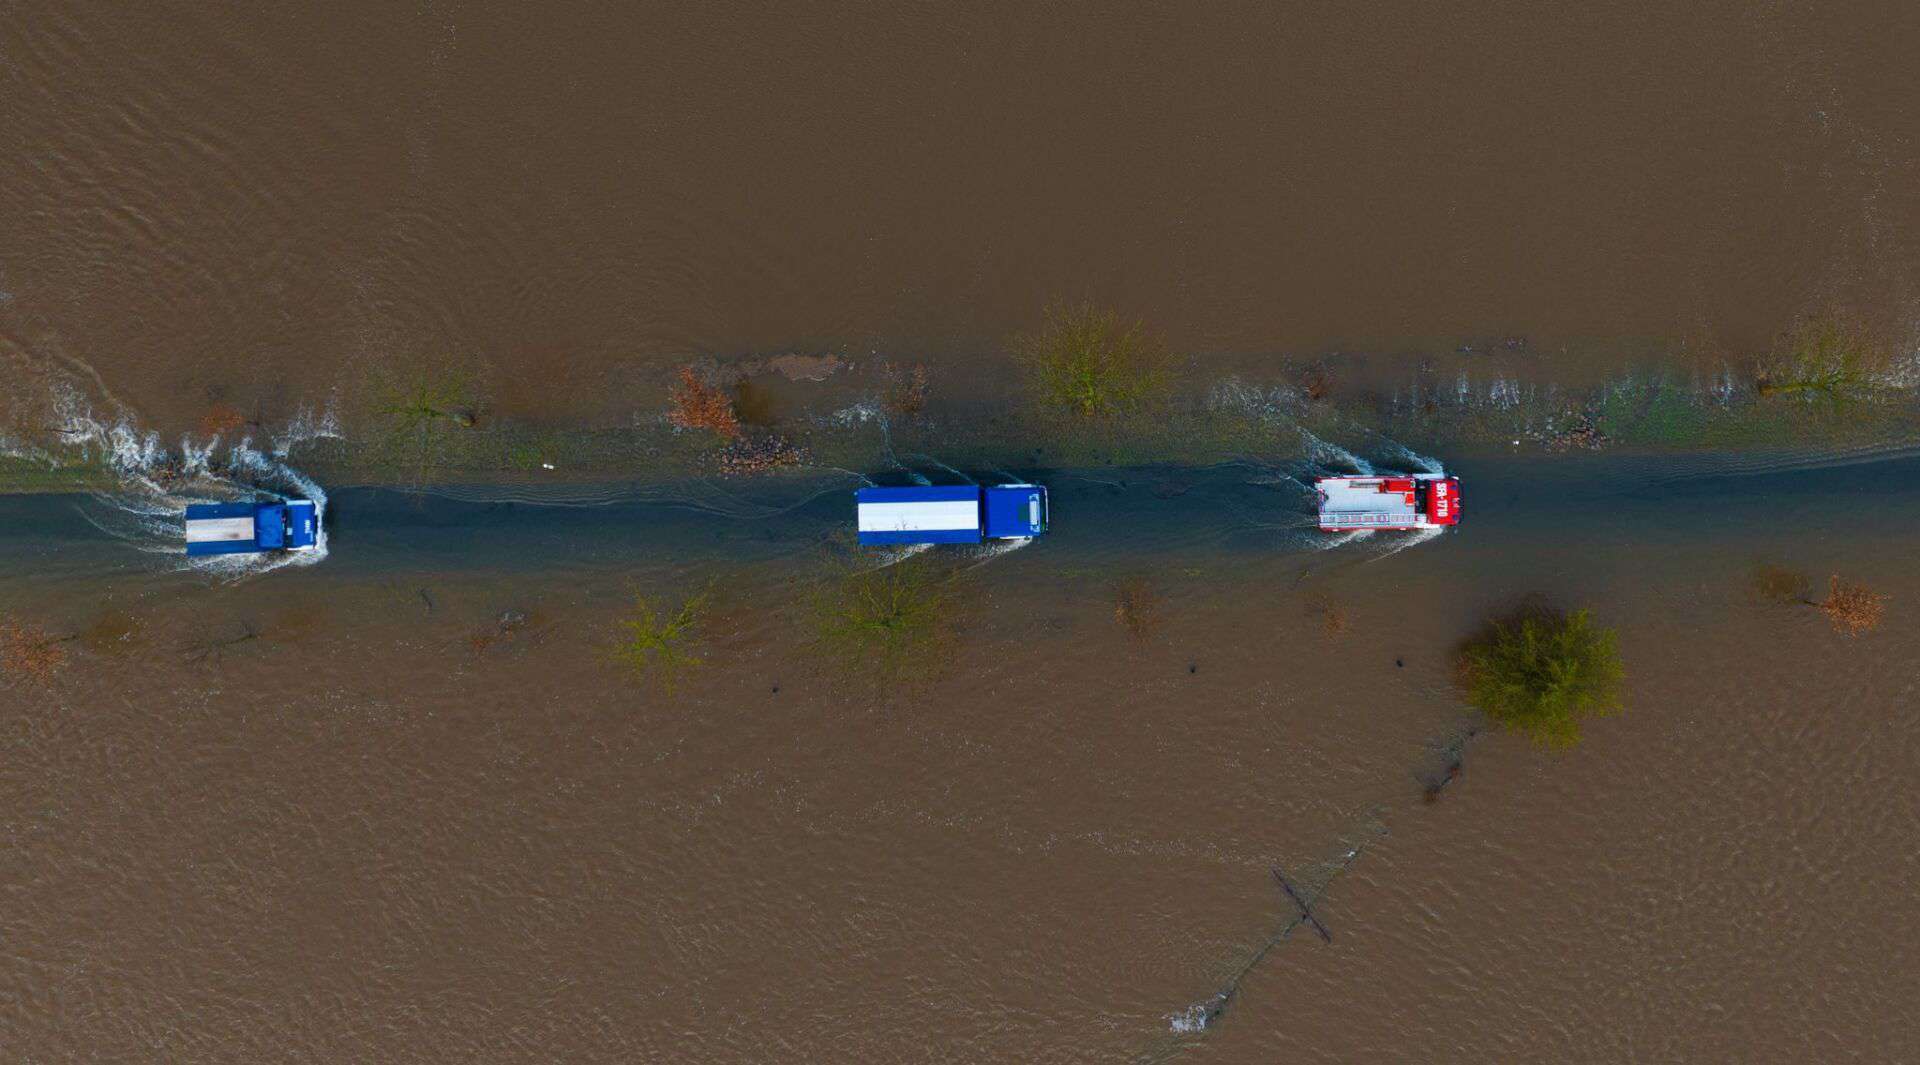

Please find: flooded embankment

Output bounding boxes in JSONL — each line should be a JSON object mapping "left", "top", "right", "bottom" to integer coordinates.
{"left": 9, "top": 0, "right": 1920, "bottom": 1058}
{"left": 4, "top": 451, "right": 1917, "bottom": 1061}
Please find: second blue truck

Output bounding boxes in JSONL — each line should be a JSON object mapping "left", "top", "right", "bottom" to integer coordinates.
{"left": 855, "top": 484, "right": 1049, "bottom": 546}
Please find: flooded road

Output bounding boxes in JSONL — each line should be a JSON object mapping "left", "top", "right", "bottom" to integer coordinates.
{"left": 4, "top": 455, "right": 1918, "bottom": 1061}
{"left": 6, "top": 1, "right": 1920, "bottom": 1059}
{"left": 5, "top": 1, "right": 1920, "bottom": 433}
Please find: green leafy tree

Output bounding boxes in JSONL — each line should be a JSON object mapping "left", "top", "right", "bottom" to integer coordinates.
{"left": 1458, "top": 609, "right": 1624, "bottom": 748}
{"left": 614, "top": 589, "right": 709, "bottom": 689}
{"left": 1011, "top": 302, "right": 1171, "bottom": 418}
{"left": 812, "top": 558, "right": 955, "bottom": 678}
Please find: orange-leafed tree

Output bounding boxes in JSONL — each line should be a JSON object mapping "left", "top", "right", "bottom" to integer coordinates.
{"left": 1818, "top": 575, "right": 1886, "bottom": 636}
{"left": 667, "top": 366, "right": 741, "bottom": 440}
{"left": 1, "top": 618, "right": 70, "bottom": 684}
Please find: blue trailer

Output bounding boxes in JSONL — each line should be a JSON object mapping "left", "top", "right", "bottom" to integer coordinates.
{"left": 855, "top": 484, "right": 1048, "bottom": 546}
{"left": 184, "top": 500, "right": 319, "bottom": 557}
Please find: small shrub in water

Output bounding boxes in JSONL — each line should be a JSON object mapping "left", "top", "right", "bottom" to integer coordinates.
{"left": 1306, "top": 591, "right": 1348, "bottom": 637}
{"left": 1749, "top": 561, "right": 1811, "bottom": 603}
{"left": 374, "top": 366, "right": 483, "bottom": 486}
{"left": 1753, "top": 316, "right": 1891, "bottom": 401}
{"left": 1818, "top": 575, "right": 1886, "bottom": 637}
{"left": 883, "top": 361, "right": 931, "bottom": 418}
{"left": 614, "top": 590, "right": 709, "bottom": 688}
{"left": 1457, "top": 609, "right": 1624, "bottom": 749}
{"left": 1113, "top": 577, "right": 1162, "bottom": 640}
{"left": 813, "top": 558, "right": 954, "bottom": 677}
{"left": 1011, "top": 302, "right": 1171, "bottom": 418}
{"left": 667, "top": 365, "right": 742, "bottom": 440}
{"left": 381, "top": 370, "right": 479, "bottom": 431}
{"left": 1, "top": 619, "right": 70, "bottom": 684}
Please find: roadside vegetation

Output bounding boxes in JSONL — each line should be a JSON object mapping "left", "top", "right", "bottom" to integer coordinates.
{"left": 613, "top": 588, "right": 710, "bottom": 689}
{"left": 1753, "top": 316, "right": 1895, "bottom": 402}
{"left": 1011, "top": 302, "right": 1172, "bottom": 419}
{"left": 1748, "top": 563, "right": 1888, "bottom": 636}
{"left": 1, "top": 617, "right": 71, "bottom": 685}
{"left": 43, "top": 307, "right": 1912, "bottom": 497}
{"left": 1456, "top": 608, "right": 1624, "bottom": 749}
{"left": 812, "top": 556, "right": 956, "bottom": 679}
{"left": 1749, "top": 561, "right": 1812, "bottom": 604}
{"left": 1113, "top": 576, "right": 1162, "bottom": 640}
{"left": 1305, "top": 590, "right": 1349, "bottom": 637}
{"left": 882, "top": 361, "right": 931, "bottom": 420}
{"left": 667, "top": 366, "right": 742, "bottom": 439}
{"left": 1816, "top": 575, "right": 1887, "bottom": 637}
{"left": 366, "top": 364, "right": 485, "bottom": 486}
{"left": 665, "top": 363, "right": 808, "bottom": 475}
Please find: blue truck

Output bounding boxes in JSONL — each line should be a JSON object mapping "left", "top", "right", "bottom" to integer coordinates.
{"left": 184, "top": 499, "right": 319, "bottom": 557}
{"left": 855, "top": 484, "right": 1048, "bottom": 546}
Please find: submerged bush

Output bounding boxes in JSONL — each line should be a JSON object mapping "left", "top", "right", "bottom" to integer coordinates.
{"left": 666, "top": 366, "right": 742, "bottom": 440}
{"left": 1113, "top": 577, "right": 1162, "bottom": 640}
{"left": 1749, "top": 561, "right": 1812, "bottom": 603}
{"left": 1011, "top": 302, "right": 1171, "bottom": 418}
{"left": 381, "top": 369, "right": 480, "bottom": 432}
{"left": 369, "top": 365, "right": 485, "bottom": 485}
{"left": 1754, "top": 316, "right": 1893, "bottom": 401}
{"left": 1457, "top": 609, "right": 1624, "bottom": 749}
{"left": 614, "top": 589, "right": 709, "bottom": 688}
{"left": 812, "top": 558, "right": 955, "bottom": 677}
{"left": 1306, "top": 590, "right": 1349, "bottom": 637}
{"left": 882, "top": 361, "right": 931, "bottom": 419}
{"left": 1818, "top": 575, "right": 1886, "bottom": 637}
{"left": 1, "top": 618, "right": 70, "bottom": 685}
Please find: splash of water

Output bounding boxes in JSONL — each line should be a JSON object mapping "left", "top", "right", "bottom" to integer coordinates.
{"left": 1317, "top": 528, "right": 1373, "bottom": 551}
{"left": 1206, "top": 377, "right": 1306, "bottom": 423}
{"left": 859, "top": 541, "right": 933, "bottom": 571}
{"left": 956, "top": 536, "right": 1032, "bottom": 572}
{"left": 1361, "top": 523, "right": 1445, "bottom": 564}
{"left": 1166, "top": 994, "right": 1228, "bottom": 1034}
{"left": 1371, "top": 440, "right": 1445, "bottom": 476}
{"left": 1298, "top": 427, "right": 1372, "bottom": 475}
{"left": 47, "top": 384, "right": 341, "bottom": 580}
{"left": 905, "top": 453, "right": 975, "bottom": 485}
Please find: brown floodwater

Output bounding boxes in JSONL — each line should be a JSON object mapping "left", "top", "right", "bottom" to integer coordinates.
{"left": 5, "top": 3, "right": 1920, "bottom": 1061}
{"left": 5, "top": 456, "right": 1920, "bottom": 1061}
{"left": 5, "top": 1, "right": 1920, "bottom": 431}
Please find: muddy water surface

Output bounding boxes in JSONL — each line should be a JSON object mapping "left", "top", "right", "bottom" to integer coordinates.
{"left": 7, "top": 2, "right": 1920, "bottom": 1060}
{"left": 5, "top": 457, "right": 1919, "bottom": 1060}
{"left": 5, "top": 1, "right": 1920, "bottom": 431}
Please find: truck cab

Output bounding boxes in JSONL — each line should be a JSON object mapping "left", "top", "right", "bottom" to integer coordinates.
{"left": 185, "top": 500, "right": 319, "bottom": 556}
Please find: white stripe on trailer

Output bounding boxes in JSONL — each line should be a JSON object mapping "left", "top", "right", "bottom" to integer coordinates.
{"left": 185, "top": 517, "right": 256, "bottom": 543}
{"left": 1321, "top": 511, "right": 1424, "bottom": 526}
{"left": 856, "top": 500, "right": 980, "bottom": 533}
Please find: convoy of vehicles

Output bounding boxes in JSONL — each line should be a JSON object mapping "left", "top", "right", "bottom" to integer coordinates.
{"left": 178, "top": 471, "right": 1460, "bottom": 555}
